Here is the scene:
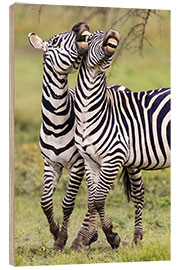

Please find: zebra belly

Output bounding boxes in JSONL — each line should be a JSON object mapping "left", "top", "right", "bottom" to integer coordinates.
{"left": 125, "top": 146, "right": 170, "bottom": 170}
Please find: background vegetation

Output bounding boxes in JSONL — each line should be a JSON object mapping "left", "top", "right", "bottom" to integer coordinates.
{"left": 13, "top": 3, "right": 170, "bottom": 266}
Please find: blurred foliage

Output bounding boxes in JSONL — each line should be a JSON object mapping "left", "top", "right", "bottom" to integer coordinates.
{"left": 13, "top": 3, "right": 170, "bottom": 145}
{"left": 14, "top": 4, "right": 170, "bottom": 53}
{"left": 14, "top": 143, "right": 43, "bottom": 197}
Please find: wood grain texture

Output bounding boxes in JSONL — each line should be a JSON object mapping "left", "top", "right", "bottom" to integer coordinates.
{"left": 9, "top": 4, "right": 15, "bottom": 266}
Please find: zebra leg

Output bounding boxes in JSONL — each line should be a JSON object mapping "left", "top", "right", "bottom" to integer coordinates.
{"left": 91, "top": 166, "right": 120, "bottom": 249}
{"left": 70, "top": 210, "right": 97, "bottom": 251}
{"left": 82, "top": 167, "right": 99, "bottom": 246}
{"left": 85, "top": 202, "right": 99, "bottom": 244}
{"left": 41, "top": 161, "right": 62, "bottom": 241}
{"left": 54, "top": 161, "right": 85, "bottom": 251}
{"left": 127, "top": 168, "right": 144, "bottom": 245}
{"left": 95, "top": 200, "right": 120, "bottom": 249}
{"left": 71, "top": 167, "right": 99, "bottom": 251}
{"left": 72, "top": 202, "right": 99, "bottom": 251}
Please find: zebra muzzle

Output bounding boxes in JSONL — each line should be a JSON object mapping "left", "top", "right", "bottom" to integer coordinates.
{"left": 103, "top": 30, "right": 120, "bottom": 54}
{"left": 106, "top": 38, "right": 118, "bottom": 50}
{"left": 77, "top": 30, "right": 91, "bottom": 49}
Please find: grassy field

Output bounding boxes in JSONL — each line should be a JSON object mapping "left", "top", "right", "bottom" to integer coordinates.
{"left": 14, "top": 143, "right": 170, "bottom": 266}
{"left": 13, "top": 3, "right": 170, "bottom": 267}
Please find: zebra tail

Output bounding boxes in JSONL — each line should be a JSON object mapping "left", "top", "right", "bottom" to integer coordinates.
{"left": 119, "top": 168, "right": 131, "bottom": 202}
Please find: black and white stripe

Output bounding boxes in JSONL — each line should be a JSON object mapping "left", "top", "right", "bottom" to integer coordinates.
{"left": 28, "top": 23, "right": 97, "bottom": 251}
{"left": 73, "top": 30, "right": 170, "bottom": 249}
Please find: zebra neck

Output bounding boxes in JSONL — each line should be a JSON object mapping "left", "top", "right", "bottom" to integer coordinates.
{"left": 80, "top": 59, "right": 107, "bottom": 92}
{"left": 75, "top": 63, "right": 108, "bottom": 124}
{"left": 43, "top": 61, "right": 69, "bottom": 103}
{"left": 41, "top": 62, "right": 74, "bottom": 130}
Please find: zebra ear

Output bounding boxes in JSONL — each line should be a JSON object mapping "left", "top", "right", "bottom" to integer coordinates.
{"left": 28, "top": 33, "right": 45, "bottom": 50}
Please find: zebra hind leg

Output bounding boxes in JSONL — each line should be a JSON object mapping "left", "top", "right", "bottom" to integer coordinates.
{"left": 71, "top": 167, "right": 100, "bottom": 251}
{"left": 71, "top": 225, "right": 99, "bottom": 252}
{"left": 71, "top": 210, "right": 98, "bottom": 251}
{"left": 41, "top": 162, "right": 62, "bottom": 242}
{"left": 82, "top": 205, "right": 98, "bottom": 246}
{"left": 126, "top": 168, "right": 144, "bottom": 245}
{"left": 82, "top": 168, "right": 100, "bottom": 247}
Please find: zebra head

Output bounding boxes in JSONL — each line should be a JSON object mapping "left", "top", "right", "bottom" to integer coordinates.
{"left": 86, "top": 30, "right": 120, "bottom": 73}
{"left": 28, "top": 22, "right": 91, "bottom": 74}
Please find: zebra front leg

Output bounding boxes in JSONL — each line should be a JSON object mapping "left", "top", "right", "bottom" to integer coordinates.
{"left": 127, "top": 168, "right": 144, "bottom": 245}
{"left": 93, "top": 166, "right": 121, "bottom": 249}
{"left": 95, "top": 200, "right": 120, "bottom": 249}
{"left": 54, "top": 162, "right": 85, "bottom": 251}
{"left": 41, "top": 162, "right": 62, "bottom": 241}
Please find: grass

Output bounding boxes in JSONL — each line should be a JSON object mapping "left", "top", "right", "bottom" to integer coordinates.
{"left": 14, "top": 143, "right": 170, "bottom": 266}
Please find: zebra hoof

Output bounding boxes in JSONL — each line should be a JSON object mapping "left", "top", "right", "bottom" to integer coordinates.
{"left": 54, "top": 230, "right": 68, "bottom": 251}
{"left": 83, "top": 231, "right": 98, "bottom": 246}
{"left": 133, "top": 230, "right": 143, "bottom": 246}
{"left": 108, "top": 233, "right": 120, "bottom": 249}
{"left": 103, "top": 227, "right": 120, "bottom": 249}
{"left": 88, "top": 231, "right": 98, "bottom": 245}
{"left": 71, "top": 237, "right": 82, "bottom": 252}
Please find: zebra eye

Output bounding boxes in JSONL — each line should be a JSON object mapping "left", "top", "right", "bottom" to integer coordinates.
{"left": 86, "top": 33, "right": 94, "bottom": 42}
{"left": 52, "top": 37, "right": 59, "bottom": 45}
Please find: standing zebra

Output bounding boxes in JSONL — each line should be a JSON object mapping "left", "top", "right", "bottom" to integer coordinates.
{"left": 73, "top": 30, "right": 170, "bottom": 249}
{"left": 28, "top": 22, "right": 93, "bottom": 251}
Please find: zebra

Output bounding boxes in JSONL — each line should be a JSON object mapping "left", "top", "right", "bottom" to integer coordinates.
{"left": 72, "top": 29, "right": 170, "bottom": 250}
{"left": 28, "top": 22, "right": 95, "bottom": 251}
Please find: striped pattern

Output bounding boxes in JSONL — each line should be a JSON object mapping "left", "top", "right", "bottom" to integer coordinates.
{"left": 73, "top": 30, "right": 171, "bottom": 248}
{"left": 29, "top": 23, "right": 96, "bottom": 251}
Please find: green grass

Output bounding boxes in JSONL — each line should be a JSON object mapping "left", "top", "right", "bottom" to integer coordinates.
{"left": 14, "top": 143, "right": 170, "bottom": 266}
